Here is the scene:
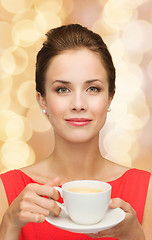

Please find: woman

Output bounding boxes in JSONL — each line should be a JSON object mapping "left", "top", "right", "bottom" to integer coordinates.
{"left": 0, "top": 24, "right": 151, "bottom": 240}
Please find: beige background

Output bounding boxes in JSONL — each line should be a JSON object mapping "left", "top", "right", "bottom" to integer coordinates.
{"left": 0, "top": 0, "right": 152, "bottom": 174}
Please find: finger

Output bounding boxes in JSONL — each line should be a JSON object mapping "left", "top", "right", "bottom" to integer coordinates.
{"left": 19, "top": 211, "right": 46, "bottom": 224}
{"left": 31, "top": 174, "right": 61, "bottom": 186}
{"left": 19, "top": 200, "right": 50, "bottom": 217}
{"left": 31, "top": 193, "right": 61, "bottom": 216}
{"left": 23, "top": 184, "right": 61, "bottom": 216}
{"left": 25, "top": 183, "right": 59, "bottom": 200}
{"left": 109, "top": 198, "right": 134, "bottom": 213}
{"left": 48, "top": 177, "right": 61, "bottom": 187}
{"left": 87, "top": 222, "right": 123, "bottom": 239}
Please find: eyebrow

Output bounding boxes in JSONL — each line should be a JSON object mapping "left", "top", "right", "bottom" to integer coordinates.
{"left": 85, "top": 79, "right": 104, "bottom": 84}
{"left": 52, "top": 79, "right": 104, "bottom": 85}
{"left": 52, "top": 80, "right": 71, "bottom": 85}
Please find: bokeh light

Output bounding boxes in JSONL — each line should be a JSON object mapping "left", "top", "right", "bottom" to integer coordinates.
{"left": 6, "top": 115, "right": 33, "bottom": 141}
{"left": 1, "top": 141, "right": 35, "bottom": 170}
{"left": 12, "top": 19, "right": 40, "bottom": 47}
{"left": 0, "top": 110, "right": 17, "bottom": 141}
{"left": 34, "top": 11, "right": 61, "bottom": 37}
{"left": 0, "top": 47, "right": 28, "bottom": 75}
{"left": 17, "top": 81, "right": 37, "bottom": 108}
{"left": 34, "top": 0, "right": 63, "bottom": 14}
{"left": 1, "top": 0, "right": 33, "bottom": 14}
{"left": 102, "top": 0, "right": 135, "bottom": 28}
{"left": 122, "top": 20, "right": 152, "bottom": 53}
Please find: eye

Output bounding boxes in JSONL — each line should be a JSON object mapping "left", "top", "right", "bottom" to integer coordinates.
{"left": 87, "top": 86, "right": 100, "bottom": 93}
{"left": 57, "top": 87, "right": 70, "bottom": 93}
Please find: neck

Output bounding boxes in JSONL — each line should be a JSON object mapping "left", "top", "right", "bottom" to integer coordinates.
{"left": 49, "top": 135, "right": 105, "bottom": 180}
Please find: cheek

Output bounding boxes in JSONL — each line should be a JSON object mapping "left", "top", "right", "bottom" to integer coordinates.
{"left": 89, "top": 97, "right": 108, "bottom": 116}
{"left": 47, "top": 98, "right": 67, "bottom": 117}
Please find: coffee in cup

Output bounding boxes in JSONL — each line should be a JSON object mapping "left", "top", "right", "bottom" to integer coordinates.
{"left": 68, "top": 187, "right": 103, "bottom": 193}
{"left": 54, "top": 180, "right": 111, "bottom": 225}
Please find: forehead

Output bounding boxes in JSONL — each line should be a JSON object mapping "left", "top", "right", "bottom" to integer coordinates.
{"left": 45, "top": 48, "right": 108, "bottom": 82}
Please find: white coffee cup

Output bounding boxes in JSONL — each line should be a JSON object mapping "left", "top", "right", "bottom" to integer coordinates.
{"left": 54, "top": 180, "right": 111, "bottom": 225}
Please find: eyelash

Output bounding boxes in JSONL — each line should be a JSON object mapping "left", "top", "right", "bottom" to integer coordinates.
{"left": 87, "top": 87, "right": 101, "bottom": 92}
{"left": 56, "top": 86, "right": 101, "bottom": 94}
{"left": 56, "top": 87, "right": 70, "bottom": 93}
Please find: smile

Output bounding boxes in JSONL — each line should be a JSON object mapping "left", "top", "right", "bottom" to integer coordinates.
{"left": 65, "top": 118, "right": 92, "bottom": 126}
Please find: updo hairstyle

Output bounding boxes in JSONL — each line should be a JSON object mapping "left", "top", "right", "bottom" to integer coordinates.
{"left": 36, "top": 24, "right": 115, "bottom": 97}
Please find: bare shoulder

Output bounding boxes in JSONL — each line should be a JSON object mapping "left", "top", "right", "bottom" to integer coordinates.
{"left": 142, "top": 174, "right": 152, "bottom": 239}
{"left": 0, "top": 179, "right": 9, "bottom": 223}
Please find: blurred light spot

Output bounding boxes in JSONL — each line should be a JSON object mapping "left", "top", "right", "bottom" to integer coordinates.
{"left": 0, "top": 110, "right": 16, "bottom": 141}
{"left": 17, "top": 81, "right": 37, "bottom": 108}
{"left": 34, "top": 11, "right": 61, "bottom": 37}
{"left": 122, "top": 20, "right": 152, "bottom": 53}
{"left": 27, "top": 107, "right": 51, "bottom": 132}
{"left": 0, "top": 49, "right": 15, "bottom": 75}
{"left": 107, "top": 101, "right": 128, "bottom": 123}
{"left": 125, "top": 51, "right": 143, "bottom": 64}
{"left": 10, "top": 104, "right": 25, "bottom": 116}
{"left": 109, "top": 39, "right": 125, "bottom": 64}
{"left": 34, "top": 0, "right": 63, "bottom": 14}
{"left": 0, "top": 2, "right": 14, "bottom": 22}
{"left": 0, "top": 21, "right": 14, "bottom": 48}
{"left": 122, "top": 0, "right": 150, "bottom": 8}
{"left": 114, "top": 60, "right": 128, "bottom": 73}
{"left": 116, "top": 71, "right": 143, "bottom": 101}
{"left": 105, "top": 152, "right": 132, "bottom": 167}
{"left": 12, "top": 19, "right": 40, "bottom": 47}
{"left": 13, "top": 8, "right": 37, "bottom": 22}
{"left": 104, "top": 129, "right": 132, "bottom": 154}
{"left": 92, "top": 19, "right": 119, "bottom": 43}
{"left": 0, "top": 93, "right": 11, "bottom": 110}
{"left": 0, "top": 47, "right": 28, "bottom": 75}
{"left": 119, "top": 114, "right": 142, "bottom": 130}
{"left": 129, "top": 142, "right": 140, "bottom": 160}
{"left": 20, "top": 117, "right": 33, "bottom": 142}
{"left": 26, "top": 146, "right": 36, "bottom": 166}
{"left": 6, "top": 115, "right": 24, "bottom": 140}
{"left": 128, "top": 63, "right": 144, "bottom": 81}
{"left": 0, "top": 75, "right": 12, "bottom": 95}
{"left": 128, "top": 95, "right": 150, "bottom": 126}
{"left": 1, "top": 141, "right": 33, "bottom": 169}
{"left": 6, "top": 115, "right": 33, "bottom": 141}
{"left": 1, "top": 0, "right": 33, "bottom": 14}
{"left": 103, "top": 127, "right": 133, "bottom": 167}
{"left": 103, "top": 0, "right": 134, "bottom": 27}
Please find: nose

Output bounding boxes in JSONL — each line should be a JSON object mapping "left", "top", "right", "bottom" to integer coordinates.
{"left": 70, "top": 91, "right": 87, "bottom": 112}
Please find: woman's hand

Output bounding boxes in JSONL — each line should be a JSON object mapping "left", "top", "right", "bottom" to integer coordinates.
{"left": 87, "top": 198, "right": 145, "bottom": 240}
{"left": 4, "top": 178, "right": 61, "bottom": 229}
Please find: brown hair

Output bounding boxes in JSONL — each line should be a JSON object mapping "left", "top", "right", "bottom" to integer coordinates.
{"left": 36, "top": 24, "right": 115, "bottom": 97}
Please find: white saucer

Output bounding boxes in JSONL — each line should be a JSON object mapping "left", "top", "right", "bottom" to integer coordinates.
{"left": 45, "top": 208, "right": 125, "bottom": 234}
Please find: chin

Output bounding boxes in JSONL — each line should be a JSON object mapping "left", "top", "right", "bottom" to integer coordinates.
{"left": 64, "top": 134, "right": 98, "bottom": 144}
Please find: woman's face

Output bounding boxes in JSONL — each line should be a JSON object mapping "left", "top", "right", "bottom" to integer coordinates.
{"left": 37, "top": 48, "right": 113, "bottom": 143}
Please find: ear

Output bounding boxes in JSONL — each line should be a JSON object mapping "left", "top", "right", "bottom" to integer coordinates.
{"left": 108, "top": 94, "right": 114, "bottom": 107}
{"left": 36, "top": 92, "right": 47, "bottom": 110}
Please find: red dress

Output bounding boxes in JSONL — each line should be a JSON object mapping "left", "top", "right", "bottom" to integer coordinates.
{"left": 0, "top": 168, "right": 150, "bottom": 240}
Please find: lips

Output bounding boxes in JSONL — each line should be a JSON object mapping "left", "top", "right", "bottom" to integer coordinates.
{"left": 65, "top": 118, "right": 92, "bottom": 126}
